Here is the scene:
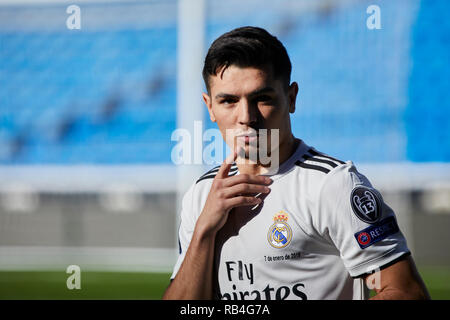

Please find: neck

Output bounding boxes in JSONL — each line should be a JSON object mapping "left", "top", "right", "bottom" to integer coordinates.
{"left": 236, "top": 135, "right": 299, "bottom": 176}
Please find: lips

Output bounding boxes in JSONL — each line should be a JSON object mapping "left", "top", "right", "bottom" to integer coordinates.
{"left": 237, "top": 134, "right": 258, "bottom": 145}
{"left": 236, "top": 130, "right": 258, "bottom": 138}
{"left": 239, "top": 135, "right": 257, "bottom": 143}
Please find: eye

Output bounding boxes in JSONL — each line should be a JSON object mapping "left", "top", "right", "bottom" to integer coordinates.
{"left": 256, "top": 95, "right": 273, "bottom": 103}
{"left": 219, "top": 98, "right": 237, "bottom": 105}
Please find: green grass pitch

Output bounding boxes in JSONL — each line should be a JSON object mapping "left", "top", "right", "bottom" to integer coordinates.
{"left": 0, "top": 271, "right": 172, "bottom": 300}
{"left": 0, "top": 265, "right": 449, "bottom": 299}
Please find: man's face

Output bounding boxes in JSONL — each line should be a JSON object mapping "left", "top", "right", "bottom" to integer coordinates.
{"left": 202, "top": 65, "right": 298, "bottom": 162}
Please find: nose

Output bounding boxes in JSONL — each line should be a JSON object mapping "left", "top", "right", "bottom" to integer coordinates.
{"left": 237, "top": 99, "right": 257, "bottom": 126}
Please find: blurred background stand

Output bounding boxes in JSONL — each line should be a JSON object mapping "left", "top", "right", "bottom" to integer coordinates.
{"left": 0, "top": 0, "right": 449, "bottom": 299}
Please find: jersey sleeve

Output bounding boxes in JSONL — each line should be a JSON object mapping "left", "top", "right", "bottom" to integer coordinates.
{"left": 315, "top": 162, "right": 410, "bottom": 278}
{"left": 170, "top": 183, "right": 197, "bottom": 280}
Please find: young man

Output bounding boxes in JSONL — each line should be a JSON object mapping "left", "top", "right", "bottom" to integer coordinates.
{"left": 163, "top": 26, "right": 430, "bottom": 300}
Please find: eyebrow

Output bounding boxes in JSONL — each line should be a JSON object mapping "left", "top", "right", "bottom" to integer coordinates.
{"left": 215, "top": 92, "right": 238, "bottom": 100}
{"left": 214, "top": 86, "right": 276, "bottom": 100}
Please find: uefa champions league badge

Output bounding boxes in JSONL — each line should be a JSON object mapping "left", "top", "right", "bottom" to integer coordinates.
{"left": 267, "top": 210, "right": 292, "bottom": 249}
{"left": 350, "top": 186, "right": 382, "bottom": 224}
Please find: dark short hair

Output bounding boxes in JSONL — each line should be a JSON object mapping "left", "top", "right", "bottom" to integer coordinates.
{"left": 202, "top": 26, "right": 292, "bottom": 92}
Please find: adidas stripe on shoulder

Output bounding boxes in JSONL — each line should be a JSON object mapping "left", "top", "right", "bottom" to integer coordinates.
{"left": 295, "top": 148, "right": 345, "bottom": 174}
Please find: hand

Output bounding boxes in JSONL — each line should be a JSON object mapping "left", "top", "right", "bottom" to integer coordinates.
{"left": 196, "top": 150, "right": 272, "bottom": 236}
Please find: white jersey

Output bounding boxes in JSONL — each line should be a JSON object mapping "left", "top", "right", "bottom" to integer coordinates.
{"left": 171, "top": 139, "right": 410, "bottom": 300}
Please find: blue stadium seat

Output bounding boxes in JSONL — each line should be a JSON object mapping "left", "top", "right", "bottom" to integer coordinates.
{"left": 1, "top": 1, "right": 449, "bottom": 164}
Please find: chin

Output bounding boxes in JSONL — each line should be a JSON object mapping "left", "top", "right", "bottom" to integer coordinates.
{"left": 244, "top": 145, "right": 272, "bottom": 161}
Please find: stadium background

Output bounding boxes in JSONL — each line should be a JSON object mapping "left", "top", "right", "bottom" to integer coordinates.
{"left": 1, "top": 0, "right": 449, "bottom": 299}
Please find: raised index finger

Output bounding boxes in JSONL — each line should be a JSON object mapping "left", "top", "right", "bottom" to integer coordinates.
{"left": 216, "top": 149, "right": 238, "bottom": 179}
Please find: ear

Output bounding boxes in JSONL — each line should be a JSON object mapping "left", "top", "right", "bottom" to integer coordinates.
{"left": 202, "top": 92, "right": 216, "bottom": 122}
{"left": 287, "top": 82, "right": 299, "bottom": 114}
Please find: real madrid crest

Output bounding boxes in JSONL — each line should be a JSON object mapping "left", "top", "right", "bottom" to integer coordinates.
{"left": 267, "top": 210, "right": 292, "bottom": 249}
